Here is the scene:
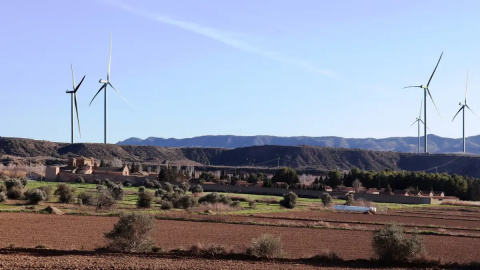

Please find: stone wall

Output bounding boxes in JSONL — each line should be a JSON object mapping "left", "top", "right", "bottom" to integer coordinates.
{"left": 201, "top": 184, "right": 434, "bottom": 204}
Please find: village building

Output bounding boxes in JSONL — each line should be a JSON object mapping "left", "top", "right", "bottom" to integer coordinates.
{"left": 45, "top": 157, "right": 155, "bottom": 185}
{"left": 393, "top": 190, "right": 411, "bottom": 196}
{"left": 365, "top": 188, "right": 380, "bottom": 194}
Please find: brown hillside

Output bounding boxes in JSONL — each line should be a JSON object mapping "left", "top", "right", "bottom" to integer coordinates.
{"left": 2, "top": 137, "right": 480, "bottom": 177}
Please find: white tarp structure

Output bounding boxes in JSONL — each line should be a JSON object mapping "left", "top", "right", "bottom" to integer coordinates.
{"left": 333, "top": 205, "right": 376, "bottom": 213}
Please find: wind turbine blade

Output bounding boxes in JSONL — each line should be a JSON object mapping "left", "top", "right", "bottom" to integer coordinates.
{"left": 427, "top": 88, "right": 442, "bottom": 119}
{"left": 411, "top": 119, "right": 419, "bottom": 127}
{"left": 71, "top": 64, "right": 76, "bottom": 89}
{"left": 108, "top": 33, "right": 112, "bottom": 81}
{"left": 452, "top": 106, "right": 463, "bottom": 121}
{"left": 108, "top": 82, "right": 131, "bottom": 106}
{"left": 74, "top": 75, "right": 86, "bottom": 92}
{"left": 465, "top": 70, "right": 469, "bottom": 104}
{"left": 89, "top": 84, "right": 106, "bottom": 106}
{"left": 74, "top": 93, "right": 81, "bottom": 137}
{"left": 427, "top": 52, "right": 443, "bottom": 87}
{"left": 419, "top": 119, "right": 425, "bottom": 125}
{"left": 466, "top": 104, "right": 479, "bottom": 119}
{"left": 403, "top": 86, "right": 422, "bottom": 89}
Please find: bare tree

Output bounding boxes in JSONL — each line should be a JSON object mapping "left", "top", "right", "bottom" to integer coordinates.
{"left": 110, "top": 157, "right": 123, "bottom": 168}
{"left": 352, "top": 179, "right": 363, "bottom": 193}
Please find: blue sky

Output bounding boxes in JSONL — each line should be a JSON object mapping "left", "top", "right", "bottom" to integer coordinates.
{"left": 1, "top": 0, "right": 480, "bottom": 144}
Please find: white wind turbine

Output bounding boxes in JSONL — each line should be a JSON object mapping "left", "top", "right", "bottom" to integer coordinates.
{"left": 452, "top": 71, "right": 477, "bottom": 153}
{"left": 404, "top": 52, "right": 443, "bottom": 153}
{"left": 89, "top": 33, "right": 129, "bottom": 144}
{"left": 65, "top": 64, "right": 85, "bottom": 144}
{"left": 411, "top": 99, "right": 426, "bottom": 153}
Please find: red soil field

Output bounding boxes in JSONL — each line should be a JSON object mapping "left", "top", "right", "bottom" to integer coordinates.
{"left": 1, "top": 212, "right": 480, "bottom": 263}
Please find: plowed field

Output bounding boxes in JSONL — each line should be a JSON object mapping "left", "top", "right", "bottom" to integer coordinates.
{"left": 1, "top": 212, "right": 480, "bottom": 264}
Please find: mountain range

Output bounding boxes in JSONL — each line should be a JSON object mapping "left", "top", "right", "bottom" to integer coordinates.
{"left": 117, "top": 134, "right": 480, "bottom": 154}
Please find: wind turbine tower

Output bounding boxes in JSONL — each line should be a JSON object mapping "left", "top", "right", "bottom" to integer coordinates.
{"left": 65, "top": 65, "right": 85, "bottom": 144}
{"left": 411, "top": 100, "right": 426, "bottom": 153}
{"left": 404, "top": 52, "right": 443, "bottom": 153}
{"left": 452, "top": 71, "right": 477, "bottom": 153}
{"left": 90, "top": 33, "right": 129, "bottom": 144}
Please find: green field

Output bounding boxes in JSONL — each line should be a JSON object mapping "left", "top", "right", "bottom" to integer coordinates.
{"left": 0, "top": 180, "right": 466, "bottom": 216}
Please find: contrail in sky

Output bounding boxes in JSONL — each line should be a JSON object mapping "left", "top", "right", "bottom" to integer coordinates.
{"left": 104, "top": 0, "right": 334, "bottom": 77}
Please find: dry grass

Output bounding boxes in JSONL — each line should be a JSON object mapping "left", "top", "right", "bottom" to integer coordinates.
{"left": 277, "top": 220, "right": 303, "bottom": 226}
{"left": 353, "top": 199, "right": 374, "bottom": 207}
{"left": 255, "top": 198, "right": 279, "bottom": 204}
{"left": 226, "top": 195, "right": 250, "bottom": 202}
{"left": 440, "top": 201, "right": 480, "bottom": 207}
{"left": 308, "top": 221, "right": 331, "bottom": 228}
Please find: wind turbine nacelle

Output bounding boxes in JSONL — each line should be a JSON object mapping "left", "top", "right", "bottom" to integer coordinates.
{"left": 421, "top": 85, "right": 427, "bottom": 89}
{"left": 99, "top": 79, "right": 108, "bottom": 84}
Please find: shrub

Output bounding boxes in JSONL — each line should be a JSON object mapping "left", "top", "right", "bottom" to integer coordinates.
{"left": 173, "top": 195, "right": 197, "bottom": 209}
{"left": 5, "top": 179, "right": 23, "bottom": 190}
{"left": 76, "top": 177, "right": 85, "bottom": 184}
{"left": 180, "top": 182, "right": 190, "bottom": 192}
{"left": 372, "top": 223, "right": 425, "bottom": 262}
{"left": 280, "top": 191, "right": 298, "bottom": 209}
{"left": 92, "top": 179, "right": 101, "bottom": 185}
{"left": 19, "top": 178, "right": 28, "bottom": 187}
{"left": 138, "top": 186, "right": 146, "bottom": 193}
{"left": 109, "top": 183, "right": 124, "bottom": 200}
{"left": 123, "top": 180, "right": 132, "bottom": 187}
{"left": 230, "top": 201, "right": 241, "bottom": 208}
{"left": 96, "top": 190, "right": 116, "bottom": 209}
{"left": 23, "top": 188, "right": 35, "bottom": 198}
{"left": 155, "top": 188, "right": 167, "bottom": 198}
{"left": 7, "top": 187, "right": 23, "bottom": 199}
{"left": 321, "top": 193, "right": 332, "bottom": 206}
{"left": 187, "top": 243, "right": 229, "bottom": 257}
{"left": 37, "top": 186, "right": 53, "bottom": 201}
{"left": 162, "top": 190, "right": 181, "bottom": 202}
{"left": 152, "top": 180, "right": 161, "bottom": 189}
{"left": 162, "top": 182, "right": 174, "bottom": 192}
{"left": 198, "top": 192, "right": 231, "bottom": 205}
{"left": 137, "top": 191, "right": 154, "bottom": 208}
{"left": 144, "top": 180, "right": 154, "bottom": 189}
{"left": 28, "top": 189, "right": 47, "bottom": 204}
{"left": 78, "top": 192, "right": 95, "bottom": 206}
{"left": 191, "top": 184, "right": 203, "bottom": 194}
{"left": 0, "top": 192, "right": 6, "bottom": 202}
{"left": 0, "top": 184, "right": 6, "bottom": 193}
{"left": 173, "top": 187, "right": 185, "bottom": 195}
{"left": 160, "top": 200, "right": 173, "bottom": 210}
{"left": 247, "top": 234, "right": 284, "bottom": 258}
{"left": 248, "top": 200, "right": 256, "bottom": 209}
{"left": 104, "top": 212, "right": 155, "bottom": 252}
{"left": 346, "top": 193, "right": 354, "bottom": 206}
{"left": 54, "top": 183, "right": 76, "bottom": 203}
{"left": 104, "top": 179, "right": 115, "bottom": 189}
